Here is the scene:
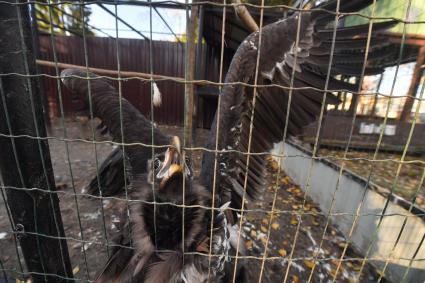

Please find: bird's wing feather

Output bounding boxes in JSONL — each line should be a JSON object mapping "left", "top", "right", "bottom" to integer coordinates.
{"left": 61, "top": 69, "right": 171, "bottom": 175}
{"left": 201, "top": 0, "right": 396, "bottom": 211}
{"left": 85, "top": 147, "right": 126, "bottom": 196}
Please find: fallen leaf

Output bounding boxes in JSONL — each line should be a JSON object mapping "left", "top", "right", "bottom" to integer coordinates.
{"left": 304, "top": 259, "right": 315, "bottom": 269}
{"left": 280, "top": 177, "right": 290, "bottom": 185}
{"left": 282, "top": 239, "right": 289, "bottom": 246}
{"left": 278, "top": 249, "right": 287, "bottom": 257}
{"left": 292, "top": 275, "right": 299, "bottom": 283}
{"left": 271, "top": 222, "right": 280, "bottom": 230}
{"left": 260, "top": 226, "right": 268, "bottom": 233}
{"left": 245, "top": 240, "right": 253, "bottom": 250}
{"left": 72, "top": 266, "right": 80, "bottom": 275}
{"left": 260, "top": 236, "right": 268, "bottom": 246}
{"left": 261, "top": 218, "right": 269, "bottom": 225}
{"left": 328, "top": 268, "right": 337, "bottom": 277}
{"left": 290, "top": 218, "right": 298, "bottom": 225}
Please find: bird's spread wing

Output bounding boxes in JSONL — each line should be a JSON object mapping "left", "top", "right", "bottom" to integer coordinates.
{"left": 61, "top": 69, "right": 171, "bottom": 175}
{"left": 201, "top": 0, "right": 396, "bottom": 210}
{"left": 84, "top": 147, "right": 127, "bottom": 196}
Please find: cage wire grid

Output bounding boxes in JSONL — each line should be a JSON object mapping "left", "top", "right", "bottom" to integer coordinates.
{"left": 0, "top": 0, "right": 424, "bottom": 282}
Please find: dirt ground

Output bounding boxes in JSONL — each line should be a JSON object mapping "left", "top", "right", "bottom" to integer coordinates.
{"left": 0, "top": 117, "right": 383, "bottom": 282}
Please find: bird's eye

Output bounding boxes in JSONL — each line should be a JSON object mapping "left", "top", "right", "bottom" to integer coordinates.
{"left": 153, "top": 158, "right": 161, "bottom": 170}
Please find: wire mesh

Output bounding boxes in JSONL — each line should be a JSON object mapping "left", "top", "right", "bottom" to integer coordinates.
{"left": 0, "top": 0, "right": 425, "bottom": 282}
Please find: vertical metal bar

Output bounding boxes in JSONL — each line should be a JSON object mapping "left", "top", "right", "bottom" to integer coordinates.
{"left": 77, "top": 0, "right": 111, "bottom": 257}
{"left": 208, "top": 0, "right": 228, "bottom": 277}
{"left": 148, "top": 0, "right": 158, "bottom": 251}
{"left": 400, "top": 232, "right": 425, "bottom": 283}
{"left": 232, "top": 0, "right": 266, "bottom": 280}
{"left": 0, "top": 2, "right": 73, "bottom": 282}
{"left": 113, "top": 0, "right": 133, "bottom": 250}
{"left": 184, "top": 3, "right": 198, "bottom": 149}
{"left": 306, "top": 2, "right": 378, "bottom": 281}
{"left": 45, "top": 0, "right": 90, "bottom": 278}
{"left": 337, "top": 1, "right": 412, "bottom": 279}
{"left": 194, "top": 5, "right": 204, "bottom": 134}
{"left": 258, "top": 1, "right": 304, "bottom": 281}
{"left": 284, "top": 1, "right": 342, "bottom": 281}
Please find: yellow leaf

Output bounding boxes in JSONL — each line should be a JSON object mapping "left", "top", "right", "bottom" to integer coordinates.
{"left": 245, "top": 240, "right": 253, "bottom": 250}
{"left": 72, "top": 266, "right": 80, "bottom": 275}
{"left": 260, "top": 236, "right": 268, "bottom": 246}
{"left": 304, "top": 259, "right": 315, "bottom": 269}
{"left": 271, "top": 222, "right": 280, "bottom": 230}
{"left": 292, "top": 275, "right": 299, "bottom": 283}
{"left": 329, "top": 268, "right": 337, "bottom": 277}
{"left": 312, "top": 220, "right": 320, "bottom": 226}
{"left": 282, "top": 239, "right": 289, "bottom": 246}
{"left": 290, "top": 218, "right": 298, "bottom": 225}
{"left": 280, "top": 177, "right": 289, "bottom": 185}
{"left": 271, "top": 162, "right": 279, "bottom": 171}
{"left": 278, "top": 249, "right": 287, "bottom": 257}
{"left": 261, "top": 218, "right": 269, "bottom": 225}
{"left": 338, "top": 242, "right": 347, "bottom": 249}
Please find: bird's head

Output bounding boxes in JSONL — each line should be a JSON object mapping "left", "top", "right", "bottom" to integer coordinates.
{"left": 147, "top": 136, "right": 192, "bottom": 189}
{"left": 140, "top": 136, "right": 205, "bottom": 250}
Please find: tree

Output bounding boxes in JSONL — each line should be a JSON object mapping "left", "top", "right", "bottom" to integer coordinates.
{"left": 66, "top": 5, "right": 94, "bottom": 36}
{"left": 35, "top": 1, "right": 93, "bottom": 36}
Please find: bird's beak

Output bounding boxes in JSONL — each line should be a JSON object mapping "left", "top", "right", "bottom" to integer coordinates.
{"left": 156, "top": 136, "right": 183, "bottom": 187}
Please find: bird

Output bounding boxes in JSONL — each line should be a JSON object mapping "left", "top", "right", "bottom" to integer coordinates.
{"left": 61, "top": 0, "right": 398, "bottom": 281}
{"left": 83, "top": 0, "right": 396, "bottom": 200}
{"left": 61, "top": 69, "right": 246, "bottom": 282}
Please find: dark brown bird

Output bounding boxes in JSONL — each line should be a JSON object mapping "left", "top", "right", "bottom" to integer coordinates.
{"left": 61, "top": 69, "right": 245, "bottom": 282}
{"left": 62, "top": 0, "right": 397, "bottom": 281}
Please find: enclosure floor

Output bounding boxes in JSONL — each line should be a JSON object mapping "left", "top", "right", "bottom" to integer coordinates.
{"left": 0, "top": 117, "right": 382, "bottom": 282}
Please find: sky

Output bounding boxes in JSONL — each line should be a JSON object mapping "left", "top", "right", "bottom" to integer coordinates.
{"left": 87, "top": 3, "right": 187, "bottom": 41}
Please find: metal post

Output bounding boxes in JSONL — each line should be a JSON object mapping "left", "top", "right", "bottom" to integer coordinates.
{"left": 194, "top": 6, "right": 204, "bottom": 134}
{"left": 0, "top": 2, "right": 73, "bottom": 282}
{"left": 184, "top": 4, "right": 198, "bottom": 149}
{"left": 30, "top": 3, "right": 50, "bottom": 127}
